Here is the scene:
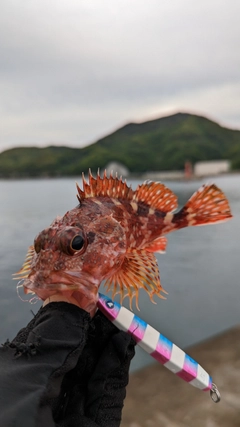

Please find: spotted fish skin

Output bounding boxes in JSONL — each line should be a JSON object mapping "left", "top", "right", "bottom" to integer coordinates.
{"left": 14, "top": 171, "right": 232, "bottom": 312}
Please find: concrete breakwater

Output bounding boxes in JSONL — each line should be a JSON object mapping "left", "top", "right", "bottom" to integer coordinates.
{"left": 122, "top": 326, "right": 240, "bottom": 427}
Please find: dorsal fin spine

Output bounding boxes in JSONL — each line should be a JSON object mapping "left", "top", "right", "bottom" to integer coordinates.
{"left": 133, "top": 181, "right": 178, "bottom": 212}
{"left": 76, "top": 170, "right": 133, "bottom": 201}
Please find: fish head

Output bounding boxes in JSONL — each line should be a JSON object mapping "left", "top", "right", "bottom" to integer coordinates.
{"left": 16, "top": 209, "right": 126, "bottom": 312}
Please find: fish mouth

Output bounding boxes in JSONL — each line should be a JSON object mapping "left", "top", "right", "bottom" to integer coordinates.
{"left": 18, "top": 270, "right": 100, "bottom": 303}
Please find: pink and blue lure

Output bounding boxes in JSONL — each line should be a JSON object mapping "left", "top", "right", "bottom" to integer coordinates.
{"left": 97, "top": 293, "right": 220, "bottom": 403}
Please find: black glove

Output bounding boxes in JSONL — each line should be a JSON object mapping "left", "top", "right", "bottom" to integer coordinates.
{"left": 0, "top": 302, "right": 136, "bottom": 427}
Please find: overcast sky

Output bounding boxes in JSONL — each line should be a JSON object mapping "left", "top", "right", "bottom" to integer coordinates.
{"left": 0, "top": 0, "right": 240, "bottom": 152}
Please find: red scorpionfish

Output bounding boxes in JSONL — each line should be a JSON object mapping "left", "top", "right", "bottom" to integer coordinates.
{"left": 15, "top": 171, "right": 232, "bottom": 314}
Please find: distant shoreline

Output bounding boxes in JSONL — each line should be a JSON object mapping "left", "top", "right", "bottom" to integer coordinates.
{"left": 0, "top": 171, "right": 239, "bottom": 181}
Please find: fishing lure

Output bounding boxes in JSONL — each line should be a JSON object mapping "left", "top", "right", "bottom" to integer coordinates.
{"left": 97, "top": 292, "right": 221, "bottom": 403}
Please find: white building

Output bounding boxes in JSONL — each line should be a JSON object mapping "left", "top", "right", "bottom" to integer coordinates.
{"left": 104, "top": 161, "right": 129, "bottom": 177}
{"left": 194, "top": 160, "right": 230, "bottom": 177}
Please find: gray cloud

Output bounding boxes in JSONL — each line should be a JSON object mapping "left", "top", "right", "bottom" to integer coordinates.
{"left": 1, "top": 0, "right": 240, "bottom": 151}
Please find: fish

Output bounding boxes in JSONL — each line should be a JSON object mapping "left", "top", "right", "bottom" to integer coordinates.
{"left": 14, "top": 171, "right": 232, "bottom": 313}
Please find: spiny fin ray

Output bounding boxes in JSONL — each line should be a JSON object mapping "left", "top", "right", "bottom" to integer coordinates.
{"left": 145, "top": 236, "right": 168, "bottom": 253}
{"left": 77, "top": 170, "right": 134, "bottom": 202}
{"left": 133, "top": 181, "right": 178, "bottom": 212}
{"left": 13, "top": 246, "right": 35, "bottom": 280}
{"left": 104, "top": 250, "right": 166, "bottom": 309}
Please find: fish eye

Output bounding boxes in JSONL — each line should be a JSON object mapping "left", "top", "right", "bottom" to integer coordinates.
{"left": 59, "top": 227, "right": 87, "bottom": 256}
{"left": 71, "top": 235, "right": 85, "bottom": 252}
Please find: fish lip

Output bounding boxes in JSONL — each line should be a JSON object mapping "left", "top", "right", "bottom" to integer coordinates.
{"left": 19, "top": 273, "right": 99, "bottom": 305}
{"left": 19, "top": 278, "right": 79, "bottom": 292}
{"left": 21, "top": 270, "right": 100, "bottom": 292}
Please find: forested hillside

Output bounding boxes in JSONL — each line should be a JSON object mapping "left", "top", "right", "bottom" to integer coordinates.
{"left": 0, "top": 112, "right": 239, "bottom": 177}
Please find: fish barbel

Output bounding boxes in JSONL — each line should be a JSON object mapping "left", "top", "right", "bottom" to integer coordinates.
{"left": 14, "top": 171, "right": 232, "bottom": 313}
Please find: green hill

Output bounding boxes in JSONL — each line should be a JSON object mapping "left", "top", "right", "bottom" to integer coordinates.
{"left": 0, "top": 112, "right": 240, "bottom": 177}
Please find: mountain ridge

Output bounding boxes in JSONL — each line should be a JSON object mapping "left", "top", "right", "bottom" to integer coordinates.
{"left": 0, "top": 112, "right": 240, "bottom": 177}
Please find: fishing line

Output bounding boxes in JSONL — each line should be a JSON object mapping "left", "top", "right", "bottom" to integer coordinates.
{"left": 16, "top": 279, "right": 39, "bottom": 304}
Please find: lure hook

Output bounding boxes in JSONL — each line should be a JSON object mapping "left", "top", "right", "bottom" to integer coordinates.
{"left": 210, "top": 383, "right": 221, "bottom": 403}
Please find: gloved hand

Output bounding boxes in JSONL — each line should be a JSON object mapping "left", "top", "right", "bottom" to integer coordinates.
{"left": 0, "top": 302, "right": 136, "bottom": 427}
